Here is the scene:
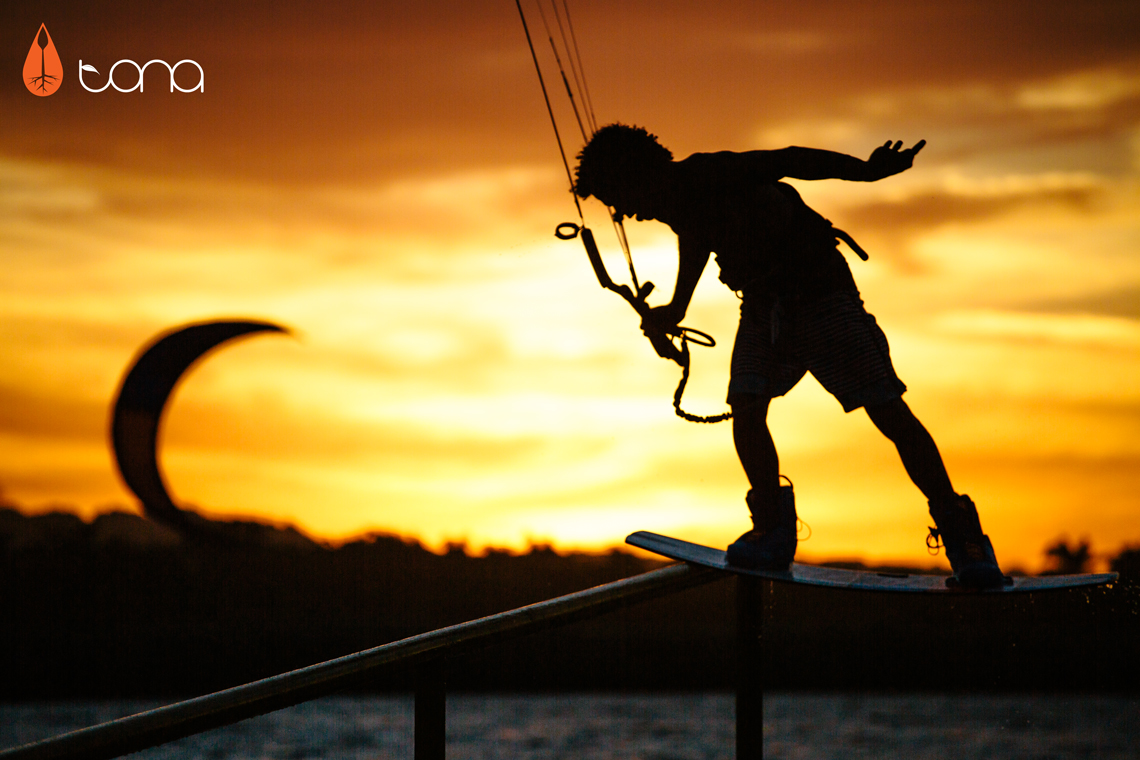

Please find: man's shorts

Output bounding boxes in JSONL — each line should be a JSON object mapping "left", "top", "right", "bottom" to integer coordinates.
{"left": 727, "top": 291, "right": 907, "bottom": 412}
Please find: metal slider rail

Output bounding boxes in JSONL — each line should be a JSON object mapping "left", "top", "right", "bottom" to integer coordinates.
{"left": 1, "top": 562, "right": 721, "bottom": 760}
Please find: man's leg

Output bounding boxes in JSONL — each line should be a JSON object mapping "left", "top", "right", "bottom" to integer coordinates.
{"left": 727, "top": 394, "right": 798, "bottom": 569}
{"left": 863, "top": 397, "right": 955, "bottom": 503}
{"left": 865, "top": 397, "right": 1004, "bottom": 587}
{"left": 731, "top": 394, "right": 779, "bottom": 512}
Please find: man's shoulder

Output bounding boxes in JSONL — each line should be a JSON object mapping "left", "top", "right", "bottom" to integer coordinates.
{"left": 678, "top": 150, "right": 783, "bottom": 184}
{"left": 678, "top": 150, "right": 746, "bottom": 170}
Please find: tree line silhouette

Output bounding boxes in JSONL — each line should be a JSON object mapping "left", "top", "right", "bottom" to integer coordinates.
{"left": 2, "top": 503, "right": 1138, "bottom": 696}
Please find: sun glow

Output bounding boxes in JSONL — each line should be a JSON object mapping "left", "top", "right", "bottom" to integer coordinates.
{"left": 2, "top": 2, "right": 1138, "bottom": 572}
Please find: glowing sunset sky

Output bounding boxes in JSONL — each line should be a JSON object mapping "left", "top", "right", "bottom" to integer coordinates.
{"left": 1, "top": 0, "right": 1138, "bottom": 571}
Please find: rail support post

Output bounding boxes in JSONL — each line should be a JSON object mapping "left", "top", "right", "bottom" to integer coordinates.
{"left": 736, "top": 575, "right": 765, "bottom": 759}
{"left": 415, "top": 659, "right": 446, "bottom": 760}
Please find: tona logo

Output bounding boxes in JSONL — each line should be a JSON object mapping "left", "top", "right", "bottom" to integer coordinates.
{"left": 23, "top": 23, "right": 63, "bottom": 96}
{"left": 78, "top": 59, "right": 204, "bottom": 93}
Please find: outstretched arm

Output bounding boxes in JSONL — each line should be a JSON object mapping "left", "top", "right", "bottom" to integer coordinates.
{"left": 752, "top": 140, "right": 926, "bottom": 182}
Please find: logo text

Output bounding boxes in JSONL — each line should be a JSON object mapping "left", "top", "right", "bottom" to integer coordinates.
{"left": 78, "top": 59, "right": 204, "bottom": 93}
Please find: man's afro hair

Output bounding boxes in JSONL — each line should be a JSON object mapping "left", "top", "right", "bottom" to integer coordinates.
{"left": 574, "top": 123, "right": 673, "bottom": 200}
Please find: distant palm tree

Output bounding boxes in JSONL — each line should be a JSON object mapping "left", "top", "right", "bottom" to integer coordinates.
{"left": 1044, "top": 539, "right": 1091, "bottom": 574}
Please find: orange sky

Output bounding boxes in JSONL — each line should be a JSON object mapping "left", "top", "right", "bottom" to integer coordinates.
{"left": 2, "top": 0, "right": 1139, "bottom": 571}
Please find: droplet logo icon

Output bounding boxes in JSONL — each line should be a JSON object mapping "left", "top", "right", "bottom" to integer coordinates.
{"left": 24, "top": 24, "right": 63, "bottom": 96}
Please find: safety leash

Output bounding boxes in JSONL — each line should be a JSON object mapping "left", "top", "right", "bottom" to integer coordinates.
{"left": 672, "top": 341, "right": 732, "bottom": 424}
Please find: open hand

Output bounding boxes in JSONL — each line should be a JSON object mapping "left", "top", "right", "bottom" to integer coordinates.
{"left": 866, "top": 140, "right": 925, "bottom": 180}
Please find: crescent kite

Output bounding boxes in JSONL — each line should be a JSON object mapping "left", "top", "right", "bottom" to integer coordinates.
{"left": 110, "top": 319, "right": 290, "bottom": 534}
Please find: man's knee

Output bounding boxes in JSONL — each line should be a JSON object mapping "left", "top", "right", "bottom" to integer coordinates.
{"left": 865, "top": 397, "right": 922, "bottom": 440}
{"left": 729, "top": 392, "right": 770, "bottom": 417}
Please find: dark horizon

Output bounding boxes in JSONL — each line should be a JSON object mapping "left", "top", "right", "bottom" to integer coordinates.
{"left": 3, "top": 502, "right": 1138, "bottom": 700}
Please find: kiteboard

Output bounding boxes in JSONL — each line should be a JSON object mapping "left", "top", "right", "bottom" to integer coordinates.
{"left": 626, "top": 531, "right": 1117, "bottom": 593}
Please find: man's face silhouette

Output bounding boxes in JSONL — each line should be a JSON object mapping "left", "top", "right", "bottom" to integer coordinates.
{"left": 602, "top": 174, "right": 662, "bottom": 223}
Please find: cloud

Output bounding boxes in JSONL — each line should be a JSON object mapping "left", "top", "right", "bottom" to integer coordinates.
{"left": 1032, "top": 285, "right": 1140, "bottom": 319}
{"left": 931, "top": 309, "right": 1140, "bottom": 349}
{"left": 0, "top": 384, "right": 106, "bottom": 441}
{"left": 845, "top": 186, "right": 1099, "bottom": 233}
{"left": 836, "top": 183, "right": 1103, "bottom": 271}
{"left": 1016, "top": 68, "right": 1140, "bottom": 111}
{"left": 751, "top": 61, "right": 1140, "bottom": 179}
{"left": 5, "top": 0, "right": 1138, "bottom": 186}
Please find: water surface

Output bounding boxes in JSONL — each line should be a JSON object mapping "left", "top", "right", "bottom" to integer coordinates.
{"left": 2, "top": 693, "right": 1136, "bottom": 759}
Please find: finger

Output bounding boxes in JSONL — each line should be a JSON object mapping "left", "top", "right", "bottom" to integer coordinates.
{"left": 892, "top": 140, "right": 903, "bottom": 151}
{"left": 911, "top": 139, "right": 927, "bottom": 155}
{"left": 883, "top": 140, "right": 892, "bottom": 148}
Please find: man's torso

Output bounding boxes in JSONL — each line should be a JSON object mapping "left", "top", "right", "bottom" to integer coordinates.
{"left": 667, "top": 151, "right": 858, "bottom": 297}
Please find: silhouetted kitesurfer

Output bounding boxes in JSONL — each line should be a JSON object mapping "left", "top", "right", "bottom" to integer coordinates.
{"left": 573, "top": 124, "right": 1004, "bottom": 589}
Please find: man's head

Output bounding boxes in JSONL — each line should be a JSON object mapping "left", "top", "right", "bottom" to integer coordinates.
{"left": 574, "top": 124, "right": 672, "bottom": 216}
